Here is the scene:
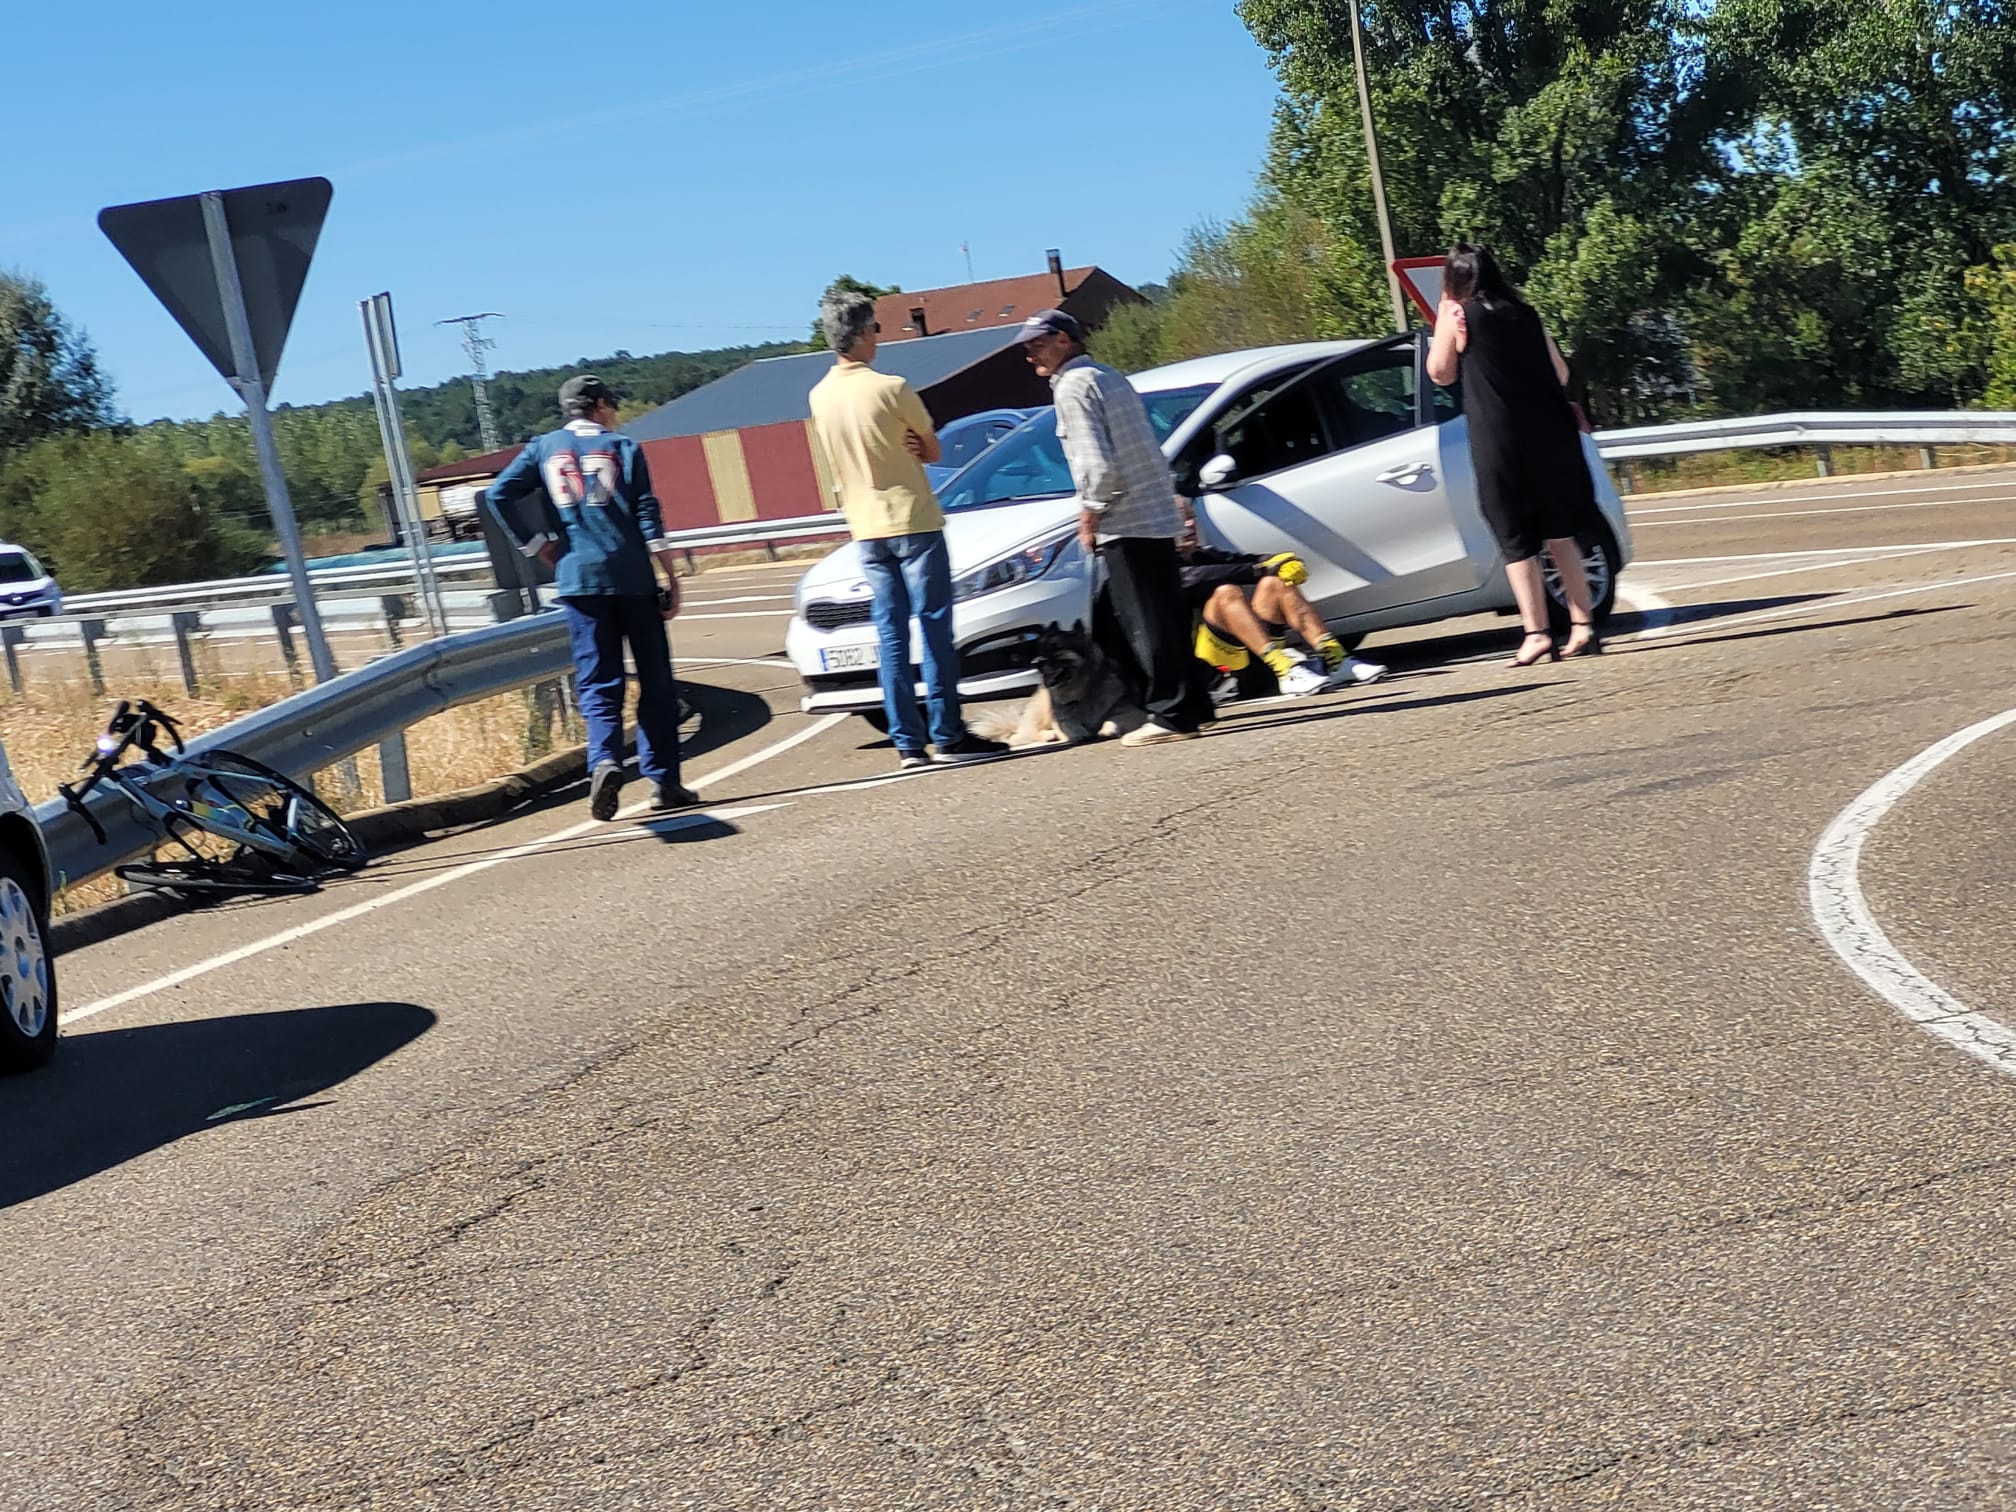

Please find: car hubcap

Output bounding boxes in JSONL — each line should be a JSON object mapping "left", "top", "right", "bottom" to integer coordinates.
{"left": 0, "top": 878, "right": 50, "bottom": 1041}
{"left": 1544, "top": 539, "right": 1611, "bottom": 609}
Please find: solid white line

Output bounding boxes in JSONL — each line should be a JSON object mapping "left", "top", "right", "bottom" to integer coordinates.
{"left": 1628, "top": 476, "right": 2016, "bottom": 517}
{"left": 1809, "top": 708, "right": 2016, "bottom": 1079}
{"left": 1617, "top": 567, "right": 2016, "bottom": 645}
{"left": 1638, "top": 543, "right": 2006, "bottom": 598}
{"left": 1635, "top": 497, "right": 2009, "bottom": 529}
{"left": 677, "top": 609, "right": 796, "bottom": 620}
{"left": 1635, "top": 538, "right": 2016, "bottom": 568}
{"left": 672, "top": 656, "right": 796, "bottom": 670}
{"left": 62, "top": 714, "right": 851, "bottom": 1026}
{"left": 677, "top": 594, "right": 797, "bottom": 606}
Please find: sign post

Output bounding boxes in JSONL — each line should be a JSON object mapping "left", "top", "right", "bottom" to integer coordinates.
{"left": 100, "top": 177, "right": 339, "bottom": 683}
{"left": 361, "top": 292, "right": 448, "bottom": 635}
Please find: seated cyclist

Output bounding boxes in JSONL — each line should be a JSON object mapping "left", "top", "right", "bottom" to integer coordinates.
{"left": 1178, "top": 504, "right": 1388, "bottom": 699}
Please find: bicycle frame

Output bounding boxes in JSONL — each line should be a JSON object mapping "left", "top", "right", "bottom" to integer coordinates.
{"left": 98, "top": 756, "right": 310, "bottom": 869}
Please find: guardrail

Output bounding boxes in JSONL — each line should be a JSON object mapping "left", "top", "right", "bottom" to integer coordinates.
{"left": 1591, "top": 410, "right": 2016, "bottom": 462}
{"left": 32, "top": 611, "right": 572, "bottom": 894}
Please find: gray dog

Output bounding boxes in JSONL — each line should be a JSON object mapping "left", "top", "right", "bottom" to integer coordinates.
{"left": 978, "top": 622, "right": 1149, "bottom": 747}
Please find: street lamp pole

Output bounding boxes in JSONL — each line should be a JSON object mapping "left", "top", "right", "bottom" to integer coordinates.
{"left": 1349, "top": 0, "right": 1410, "bottom": 333}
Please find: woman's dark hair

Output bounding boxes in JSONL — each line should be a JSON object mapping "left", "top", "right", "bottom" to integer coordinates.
{"left": 1443, "top": 242, "right": 1524, "bottom": 309}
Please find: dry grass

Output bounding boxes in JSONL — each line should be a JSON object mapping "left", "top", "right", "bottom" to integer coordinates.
{"left": 1621, "top": 443, "right": 2016, "bottom": 495}
{"left": 2, "top": 672, "right": 583, "bottom": 915}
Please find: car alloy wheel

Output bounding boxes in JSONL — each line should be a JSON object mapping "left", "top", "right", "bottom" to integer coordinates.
{"left": 0, "top": 870, "right": 54, "bottom": 1069}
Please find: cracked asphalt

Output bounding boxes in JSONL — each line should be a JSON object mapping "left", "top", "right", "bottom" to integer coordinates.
{"left": 6, "top": 473, "right": 2016, "bottom": 1509}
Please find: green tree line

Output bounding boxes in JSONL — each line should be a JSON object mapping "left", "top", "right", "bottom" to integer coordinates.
{"left": 1091, "top": 0, "right": 2016, "bottom": 426}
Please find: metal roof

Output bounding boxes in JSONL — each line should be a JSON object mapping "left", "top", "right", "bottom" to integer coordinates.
{"left": 624, "top": 325, "right": 1020, "bottom": 441}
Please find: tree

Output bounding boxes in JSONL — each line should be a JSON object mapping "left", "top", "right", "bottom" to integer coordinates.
{"left": 0, "top": 431, "right": 268, "bottom": 590}
{"left": 0, "top": 272, "right": 117, "bottom": 454}
{"left": 806, "top": 275, "right": 901, "bottom": 349}
{"left": 1235, "top": 0, "right": 1736, "bottom": 421}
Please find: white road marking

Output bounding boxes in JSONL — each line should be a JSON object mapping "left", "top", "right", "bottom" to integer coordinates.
{"left": 1627, "top": 476, "right": 2016, "bottom": 517}
{"left": 1617, "top": 567, "right": 2016, "bottom": 645}
{"left": 1635, "top": 497, "right": 2011, "bottom": 529}
{"left": 1809, "top": 707, "right": 2016, "bottom": 1080}
{"left": 63, "top": 716, "right": 851, "bottom": 1026}
{"left": 1634, "top": 538, "right": 2016, "bottom": 569}
{"left": 1615, "top": 582, "right": 1677, "bottom": 634}
{"left": 676, "top": 609, "right": 796, "bottom": 620}
{"left": 676, "top": 594, "right": 797, "bottom": 606}
{"left": 672, "top": 656, "right": 796, "bottom": 670}
{"left": 1636, "top": 541, "right": 2016, "bottom": 598}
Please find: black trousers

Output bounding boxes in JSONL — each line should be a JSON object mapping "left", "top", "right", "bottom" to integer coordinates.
{"left": 1099, "top": 535, "right": 1213, "bottom": 733}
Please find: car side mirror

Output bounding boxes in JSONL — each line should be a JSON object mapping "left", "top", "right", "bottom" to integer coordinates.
{"left": 1198, "top": 453, "right": 1239, "bottom": 492}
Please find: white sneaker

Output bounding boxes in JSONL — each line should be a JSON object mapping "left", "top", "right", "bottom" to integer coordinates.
{"left": 1324, "top": 655, "right": 1389, "bottom": 688}
{"left": 1119, "top": 721, "right": 1197, "bottom": 747}
{"left": 1276, "top": 660, "right": 1329, "bottom": 697}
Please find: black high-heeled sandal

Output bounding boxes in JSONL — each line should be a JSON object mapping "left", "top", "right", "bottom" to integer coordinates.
{"left": 1561, "top": 620, "right": 1604, "bottom": 659}
{"left": 1509, "top": 630, "right": 1558, "bottom": 667}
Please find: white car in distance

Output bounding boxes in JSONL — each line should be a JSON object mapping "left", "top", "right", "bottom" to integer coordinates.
{"left": 0, "top": 544, "right": 63, "bottom": 620}
{"left": 786, "top": 334, "right": 1632, "bottom": 723}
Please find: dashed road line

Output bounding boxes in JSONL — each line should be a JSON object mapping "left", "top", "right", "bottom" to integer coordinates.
{"left": 1809, "top": 707, "right": 2016, "bottom": 1080}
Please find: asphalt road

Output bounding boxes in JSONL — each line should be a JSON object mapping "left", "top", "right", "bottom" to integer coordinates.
{"left": 6, "top": 466, "right": 2016, "bottom": 1510}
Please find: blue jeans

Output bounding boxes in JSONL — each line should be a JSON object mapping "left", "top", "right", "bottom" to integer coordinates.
{"left": 561, "top": 594, "right": 682, "bottom": 789}
{"left": 858, "top": 531, "right": 965, "bottom": 753}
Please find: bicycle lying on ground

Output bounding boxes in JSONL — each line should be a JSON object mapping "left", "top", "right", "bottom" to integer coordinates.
{"left": 60, "top": 699, "right": 368, "bottom": 898}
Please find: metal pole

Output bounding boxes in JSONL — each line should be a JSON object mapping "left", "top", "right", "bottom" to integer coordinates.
{"left": 201, "top": 191, "right": 338, "bottom": 684}
{"left": 361, "top": 297, "right": 448, "bottom": 636}
{"left": 1349, "top": 0, "right": 1409, "bottom": 334}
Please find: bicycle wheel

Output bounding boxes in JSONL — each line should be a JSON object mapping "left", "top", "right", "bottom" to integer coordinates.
{"left": 118, "top": 861, "right": 321, "bottom": 898}
{"left": 188, "top": 751, "right": 369, "bottom": 874}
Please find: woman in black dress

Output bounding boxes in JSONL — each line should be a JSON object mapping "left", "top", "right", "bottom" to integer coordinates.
{"left": 1425, "top": 244, "right": 1601, "bottom": 664}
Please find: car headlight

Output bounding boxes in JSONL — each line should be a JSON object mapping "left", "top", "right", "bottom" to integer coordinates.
{"left": 951, "top": 533, "right": 1081, "bottom": 603}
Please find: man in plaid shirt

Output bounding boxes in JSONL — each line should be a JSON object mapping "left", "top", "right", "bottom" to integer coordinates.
{"left": 1017, "top": 309, "right": 1212, "bottom": 744}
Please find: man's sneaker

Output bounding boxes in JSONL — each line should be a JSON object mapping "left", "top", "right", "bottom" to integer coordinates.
{"left": 932, "top": 734, "right": 1010, "bottom": 764}
{"left": 1119, "top": 721, "right": 1197, "bottom": 747}
{"left": 588, "top": 761, "right": 624, "bottom": 822}
{"left": 1323, "top": 655, "right": 1390, "bottom": 689}
{"left": 652, "top": 783, "right": 701, "bottom": 811}
{"left": 897, "top": 751, "right": 931, "bottom": 772}
{"left": 1274, "top": 658, "right": 1329, "bottom": 697}
{"left": 1208, "top": 672, "right": 1242, "bottom": 707}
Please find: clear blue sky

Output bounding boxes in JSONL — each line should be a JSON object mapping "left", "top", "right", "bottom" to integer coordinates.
{"left": 6, "top": 0, "right": 1283, "bottom": 424}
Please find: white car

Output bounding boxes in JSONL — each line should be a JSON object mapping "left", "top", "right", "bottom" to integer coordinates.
{"left": 0, "top": 735, "right": 56, "bottom": 1071}
{"left": 787, "top": 334, "right": 1632, "bottom": 721}
{"left": 0, "top": 544, "right": 63, "bottom": 619}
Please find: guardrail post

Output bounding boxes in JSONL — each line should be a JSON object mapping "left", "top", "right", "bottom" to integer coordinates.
{"left": 1919, "top": 445, "right": 1937, "bottom": 471}
{"left": 378, "top": 731, "right": 412, "bottom": 804}
{"left": 170, "top": 612, "right": 201, "bottom": 697}
{"left": 79, "top": 618, "right": 108, "bottom": 697}
{"left": 272, "top": 603, "right": 304, "bottom": 688}
{"left": 1814, "top": 446, "right": 1833, "bottom": 477}
{"left": 380, "top": 593, "right": 409, "bottom": 650}
{"left": 1, "top": 626, "right": 24, "bottom": 696}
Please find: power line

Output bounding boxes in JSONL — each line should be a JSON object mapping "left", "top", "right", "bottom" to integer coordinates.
{"left": 437, "top": 313, "right": 505, "bottom": 451}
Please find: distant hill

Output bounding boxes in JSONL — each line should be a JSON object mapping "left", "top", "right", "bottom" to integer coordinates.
{"left": 274, "top": 340, "right": 801, "bottom": 453}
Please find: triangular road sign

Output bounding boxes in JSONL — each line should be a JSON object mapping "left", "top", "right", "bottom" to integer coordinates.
{"left": 1392, "top": 257, "right": 1444, "bottom": 323}
{"left": 99, "top": 177, "right": 332, "bottom": 393}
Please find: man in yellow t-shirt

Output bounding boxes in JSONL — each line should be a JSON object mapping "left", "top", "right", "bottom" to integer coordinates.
{"left": 807, "top": 292, "right": 1005, "bottom": 768}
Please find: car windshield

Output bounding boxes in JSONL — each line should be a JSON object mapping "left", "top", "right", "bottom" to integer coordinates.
{"left": 0, "top": 551, "right": 41, "bottom": 584}
{"left": 939, "top": 386, "right": 1216, "bottom": 511}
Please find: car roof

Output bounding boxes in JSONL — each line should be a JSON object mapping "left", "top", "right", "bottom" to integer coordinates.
{"left": 1132, "top": 339, "right": 1382, "bottom": 394}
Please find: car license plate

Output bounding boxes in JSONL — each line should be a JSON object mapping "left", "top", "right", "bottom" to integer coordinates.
{"left": 820, "top": 643, "right": 880, "bottom": 673}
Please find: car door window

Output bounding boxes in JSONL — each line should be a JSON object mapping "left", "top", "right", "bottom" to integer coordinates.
{"left": 1322, "top": 350, "right": 1422, "bottom": 448}
{"left": 1213, "top": 379, "right": 1333, "bottom": 481}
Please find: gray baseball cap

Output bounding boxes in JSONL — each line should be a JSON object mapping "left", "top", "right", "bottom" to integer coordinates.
{"left": 558, "top": 374, "right": 618, "bottom": 411}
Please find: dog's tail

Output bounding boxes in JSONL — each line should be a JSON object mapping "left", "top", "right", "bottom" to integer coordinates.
{"left": 967, "top": 702, "right": 1029, "bottom": 743}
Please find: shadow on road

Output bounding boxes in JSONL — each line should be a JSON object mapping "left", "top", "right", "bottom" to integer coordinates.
{"left": 1, "top": 1001, "right": 434, "bottom": 1211}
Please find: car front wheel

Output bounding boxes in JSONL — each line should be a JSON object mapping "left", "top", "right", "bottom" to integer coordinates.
{"left": 1543, "top": 527, "right": 1621, "bottom": 635}
{"left": 0, "top": 848, "right": 56, "bottom": 1072}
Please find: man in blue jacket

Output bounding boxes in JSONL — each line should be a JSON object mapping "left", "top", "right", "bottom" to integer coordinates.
{"left": 485, "top": 375, "right": 697, "bottom": 820}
